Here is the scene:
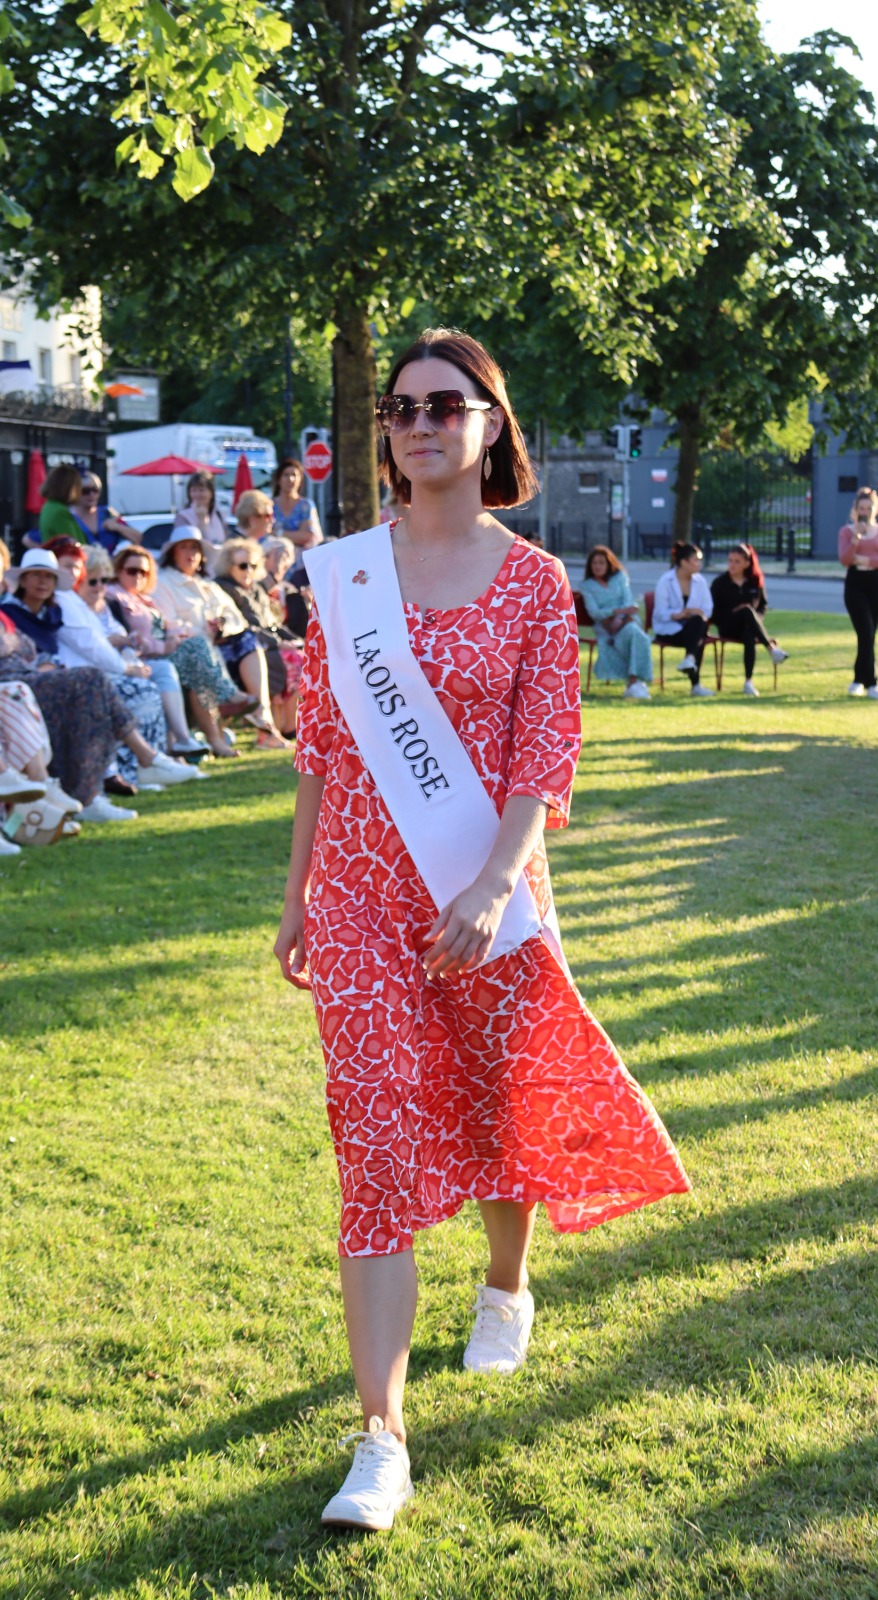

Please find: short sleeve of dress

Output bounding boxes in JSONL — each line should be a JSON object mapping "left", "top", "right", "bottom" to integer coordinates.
{"left": 507, "top": 557, "right": 582, "bottom": 828}
{"left": 294, "top": 607, "right": 338, "bottom": 776}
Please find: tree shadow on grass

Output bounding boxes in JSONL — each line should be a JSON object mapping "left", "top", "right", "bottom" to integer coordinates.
{"left": 3, "top": 1240, "right": 876, "bottom": 1596}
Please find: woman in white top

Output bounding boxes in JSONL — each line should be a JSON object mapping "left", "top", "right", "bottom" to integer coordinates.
{"left": 651, "top": 541, "right": 714, "bottom": 697}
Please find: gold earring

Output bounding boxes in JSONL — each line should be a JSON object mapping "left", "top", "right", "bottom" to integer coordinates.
{"left": 483, "top": 448, "right": 492, "bottom": 481}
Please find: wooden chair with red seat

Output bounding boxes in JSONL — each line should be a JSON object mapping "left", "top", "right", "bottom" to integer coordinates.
{"left": 711, "top": 633, "right": 779, "bottom": 692}
{"left": 572, "top": 590, "right": 597, "bottom": 692}
{"left": 643, "top": 589, "right": 719, "bottom": 690}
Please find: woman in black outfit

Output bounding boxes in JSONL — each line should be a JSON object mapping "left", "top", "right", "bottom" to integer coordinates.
{"left": 710, "top": 544, "right": 788, "bottom": 696}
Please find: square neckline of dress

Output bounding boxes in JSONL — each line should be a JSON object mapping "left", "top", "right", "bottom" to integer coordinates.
{"left": 392, "top": 533, "right": 521, "bottom": 619}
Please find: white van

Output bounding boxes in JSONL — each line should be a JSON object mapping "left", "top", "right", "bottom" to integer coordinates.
{"left": 107, "top": 424, "right": 278, "bottom": 522}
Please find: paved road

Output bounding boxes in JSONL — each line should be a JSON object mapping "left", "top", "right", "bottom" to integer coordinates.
{"left": 565, "top": 559, "right": 846, "bottom": 615}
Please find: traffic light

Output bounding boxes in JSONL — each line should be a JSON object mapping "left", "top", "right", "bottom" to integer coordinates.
{"left": 629, "top": 427, "right": 642, "bottom": 458}
{"left": 605, "top": 426, "right": 621, "bottom": 452}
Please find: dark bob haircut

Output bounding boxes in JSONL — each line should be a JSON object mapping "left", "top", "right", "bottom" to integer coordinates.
{"left": 584, "top": 544, "right": 623, "bottom": 580}
{"left": 272, "top": 457, "right": 304, "bottom": 498}
{"left": 186, "top": 470, "right": 216, "bottom": 515}
{"left": 379, "top": 327, "right": 539, "bottom": 509}
{"left": 41, "top": 464, "right": 82, "bottom": 505}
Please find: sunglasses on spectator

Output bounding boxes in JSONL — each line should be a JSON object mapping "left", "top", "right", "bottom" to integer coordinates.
{"left": 81, "top": 486, "right": 99, "bottom": 495}
{"left": 87, "top": 576, "right": 109, "bottom": 587}
{"left": 124, "top": 566, "right": 149, "bottom": 577}
{"left": 232, "top": 560, "right": 256, "bottom": 570}
{"left": 253, "top": 510, "right": 273, "bottom": 518}
{"left": 375, "top": 390, "right": 494, "bottom": 435}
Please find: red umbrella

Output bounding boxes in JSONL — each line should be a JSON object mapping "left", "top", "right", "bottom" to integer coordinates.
{"left": 25, "top": 449, "right": 47, "bottom": 516}
{"left": 231, "top": 452, "right": 254, "bottom": 511}
{"left": 121, "top": 455, "right": 223, "bottom": 477}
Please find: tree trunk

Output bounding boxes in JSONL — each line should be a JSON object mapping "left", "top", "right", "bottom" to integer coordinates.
{"left": 673, "top": 403, "right": 702, "bottom": 544}
{"left": 333, "top": 307, "right": 379, "bottom": 534}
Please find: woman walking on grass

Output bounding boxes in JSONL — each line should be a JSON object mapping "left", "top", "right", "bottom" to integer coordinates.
{"left": 274, "top": 328, "right": 690, "bottom": 1533}
{"left": 839, "top": 486, "right": 878, "bottom": 698}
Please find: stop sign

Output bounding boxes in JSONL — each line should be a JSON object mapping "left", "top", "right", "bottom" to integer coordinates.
{"left": 303, "top": 440, "right": 333, "bottom": 482}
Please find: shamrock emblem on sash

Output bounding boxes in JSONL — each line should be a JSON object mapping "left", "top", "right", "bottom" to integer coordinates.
{"left": 352, "top": 570, "right": 369, "bottom": 585}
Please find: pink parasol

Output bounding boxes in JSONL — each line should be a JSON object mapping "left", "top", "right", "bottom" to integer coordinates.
{"left": 231, "top": 452, "right": 254, "bottom": 511}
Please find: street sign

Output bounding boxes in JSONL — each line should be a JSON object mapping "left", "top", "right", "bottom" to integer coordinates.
{"left": 303, "top": 440, "right": 333, "bottom": 482}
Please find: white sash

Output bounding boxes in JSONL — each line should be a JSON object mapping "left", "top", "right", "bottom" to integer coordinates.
{"left": 304, "top": 524, "right": 565, "bottom": 966}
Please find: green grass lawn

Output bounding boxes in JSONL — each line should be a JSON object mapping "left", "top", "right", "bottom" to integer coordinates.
{"left": 0, "top": 610, "right": 876, "bottom": 1600}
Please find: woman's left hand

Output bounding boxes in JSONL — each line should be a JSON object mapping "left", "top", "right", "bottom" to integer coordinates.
{"left": 423, "top": 878, "right": 510, "bottom": 979}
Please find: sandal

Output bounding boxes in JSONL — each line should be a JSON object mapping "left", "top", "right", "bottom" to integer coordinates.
{"left": 255, "top": 730, "right": 295, "bottom": 751}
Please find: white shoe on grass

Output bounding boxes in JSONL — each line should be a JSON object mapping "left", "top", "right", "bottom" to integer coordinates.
{"left": 463, "top": 1284, "right": 535, "bottom": 1374}
{"left": 677, "top": 654, "right": 697, "bottom": 672}
{"left": 321, "top": 1417, "right": 413, "bottom": 1531}
{"left": 79, "top": 795, "right": 138, "bottom": 823}
{"left": 137, "top": 752, "right": 199, "bottom": 786}
{"left": 848, "top": 682, "right": 865, "bottom": 696}
{"left": 44, "top": 779, "right": 83, "bottom": 815}
{"left": 770, "top": 646, "right": 789, "bottom": 665}
{"left": 867, "top": 688, "right": 878, "bottom": 700}
{"left": 0, "top": 769, "right": 46, "bottom": 804}
{"left": 623, "top": 680, "right": 651, "bottom": 700}
{"left": 0, "top": 833, "right": 21, "bottom": 856}
{"left": 743, "top": 680, "right": 759, "bottom": 696}
{"left": 690, "top": 683, "right": 714, "bottom": 698}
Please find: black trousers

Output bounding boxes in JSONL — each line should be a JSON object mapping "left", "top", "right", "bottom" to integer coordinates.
{"left": 656, "top": 616, "right": 708, "bottom": 684}
{"left": 715, "top": 607, "right": 774, "bottom": 678}
{"left": 844, "top": 568, "right": 878, "bottom": 689}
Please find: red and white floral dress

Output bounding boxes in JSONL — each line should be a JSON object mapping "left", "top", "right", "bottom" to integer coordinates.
{"left": 295, "top": 539, "right": 690, "bottom": 1257}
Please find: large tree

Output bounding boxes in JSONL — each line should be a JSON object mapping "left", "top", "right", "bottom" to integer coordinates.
{"left": 0, "top": 1, "right": 756, "bottom": 530}
{"left": 631, "top": 26, "right": 878, "bottom": 541}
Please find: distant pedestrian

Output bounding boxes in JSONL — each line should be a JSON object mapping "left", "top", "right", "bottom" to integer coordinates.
{"left": 839, "top": 486, "right": 878, "bottom": 698}
{"left": 581, "top": 545, "right": 652, "bottom": 699}
{"left": 651, "top": 542, "right": 714, "bottom": 696}
{"left": 710, "top": 544, "right": 788, "bottom": 696}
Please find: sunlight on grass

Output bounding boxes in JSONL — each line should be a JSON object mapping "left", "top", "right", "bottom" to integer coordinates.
{"left": 0, "top": 612, "right": 876, "bottom": 1599}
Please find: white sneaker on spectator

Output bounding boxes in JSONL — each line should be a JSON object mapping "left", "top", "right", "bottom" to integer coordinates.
{"left": 623, "top": 680, "right": 651, "bottom": 700}
{"left": 463, "top": 1284, "right": 535, "bottom": 1374}
{"left": 79, "top": 795, "right": 138, "bottom": 823}
{"left": 321, "top": 1417, "right": 413, "bottom": 1531}
{"left": 677, "top": 654, "right": 697, "bottom": 672}
{"left": 168, "top": 737, "right": 205, "bottom": 757}
{"left": 44, "top": 779, "right": 83, "bottom": 815}
{"left": 0, "top": 833, "right": 22, "bottom": 856}
{"left": 137, "top": 753, "right": 198, "bottom": 786}
{"left": 690, "top": 683, "right": 713, "bottom": 698}
{"left": 0, "top": 769, "right": 46, "bottom": 804}
{"left": 770, "top": 646, "right": 789, "bottom": 665}
{"left": 868, "top": 688, "right": 878, "bottom": 700}
{"left": 848, "top": 682, "right": 865, "bottom": 696}
{"left": 743, "top": 680, "right": 759, "bottom": 696}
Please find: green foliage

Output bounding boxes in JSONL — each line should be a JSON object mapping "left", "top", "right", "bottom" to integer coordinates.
{"left": 78, "top": 0, "right": 289, "bottom": 199}
{"left": 0, "top": 3, "right": 29, "bottom": 227}
{"left": 2, "top": 618, "right": 878, "bottom": 1597}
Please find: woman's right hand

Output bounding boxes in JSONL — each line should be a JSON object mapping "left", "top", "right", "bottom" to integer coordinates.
{"left": 274, "top": 896, "right": 310, "bottom": 988}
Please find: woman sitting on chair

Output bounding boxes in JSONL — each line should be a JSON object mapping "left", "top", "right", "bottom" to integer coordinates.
{"left": 581, "top": 545, "right": 652, "bottom": 700}
{"left": 651, "top": 541, "right": 714, "bottom": 697}
{"left": 710, "top": 544, "right": 788, "bottom": 696}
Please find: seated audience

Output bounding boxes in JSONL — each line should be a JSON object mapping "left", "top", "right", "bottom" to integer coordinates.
{"left": 214, "top": 534, "right": 304, "bottom": 741}
{"left": 710, "top": 544, "right": 789, "bottom": 696}
{"left": 108, "top": 544, "right": 242, "bottom": 759}
{"left": 652, "top": 541, "right": 714, "bottom": 697}
{"left": 154, "top": 530, "right": 290, "bottom": 749}
{"left": 0, "top": 682, "right": 80, "bottom": 850}
{"left": 0, "top": 549, "right": 188, "bottom": 822}
{"left": 45, "top": 539, "right": 197, "bottom": 795}
{"left": 73, "top": 472, "right": 137, "bottom": 552}
{"left": 581, "top": 545, "right": 652, "bottom": 700}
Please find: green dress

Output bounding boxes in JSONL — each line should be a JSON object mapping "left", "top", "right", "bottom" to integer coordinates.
{"left": 39, "top": 501, "right": 86, "bottom": 544}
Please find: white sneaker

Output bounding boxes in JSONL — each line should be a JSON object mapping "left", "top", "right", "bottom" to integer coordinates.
{"left": 463, "top": 1285, "right": 535, "bottom": 1375}
{"left": 623, "top": 681, "right": 651, "bottom": 700}
{"left": 137, "top": 753, "right": 198, "bottom": 786}
{"left": 321, "top": 1417, "right": 413, "bottom": 1531}
{"left": 690, "top": 683, "right": 714, "bottom": 698}
{"left": 0, "top": 833, "right": 21, "bottom": 856}
{"left": 743, "top": 680, "right": 759, "bottom": 696}
{"left": 848, "top": 682, "right": 865, "bottom": 697}
{"left": 79, "top": 795, "right": 139, "bottom": 823}
{"left": 44, "top": 779, "right": 83, "bottom": 816}
{"left": 677, "top": 654, "right": 697, "bottom": 673}
{"left": 0, "top": 769, "right": 46, "bottom": 804}
{"left": 867, "top": 687, "right": 878, "bottom": 700}
{"left": 770, "top": 647, "right": 789, "bottom": 665}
